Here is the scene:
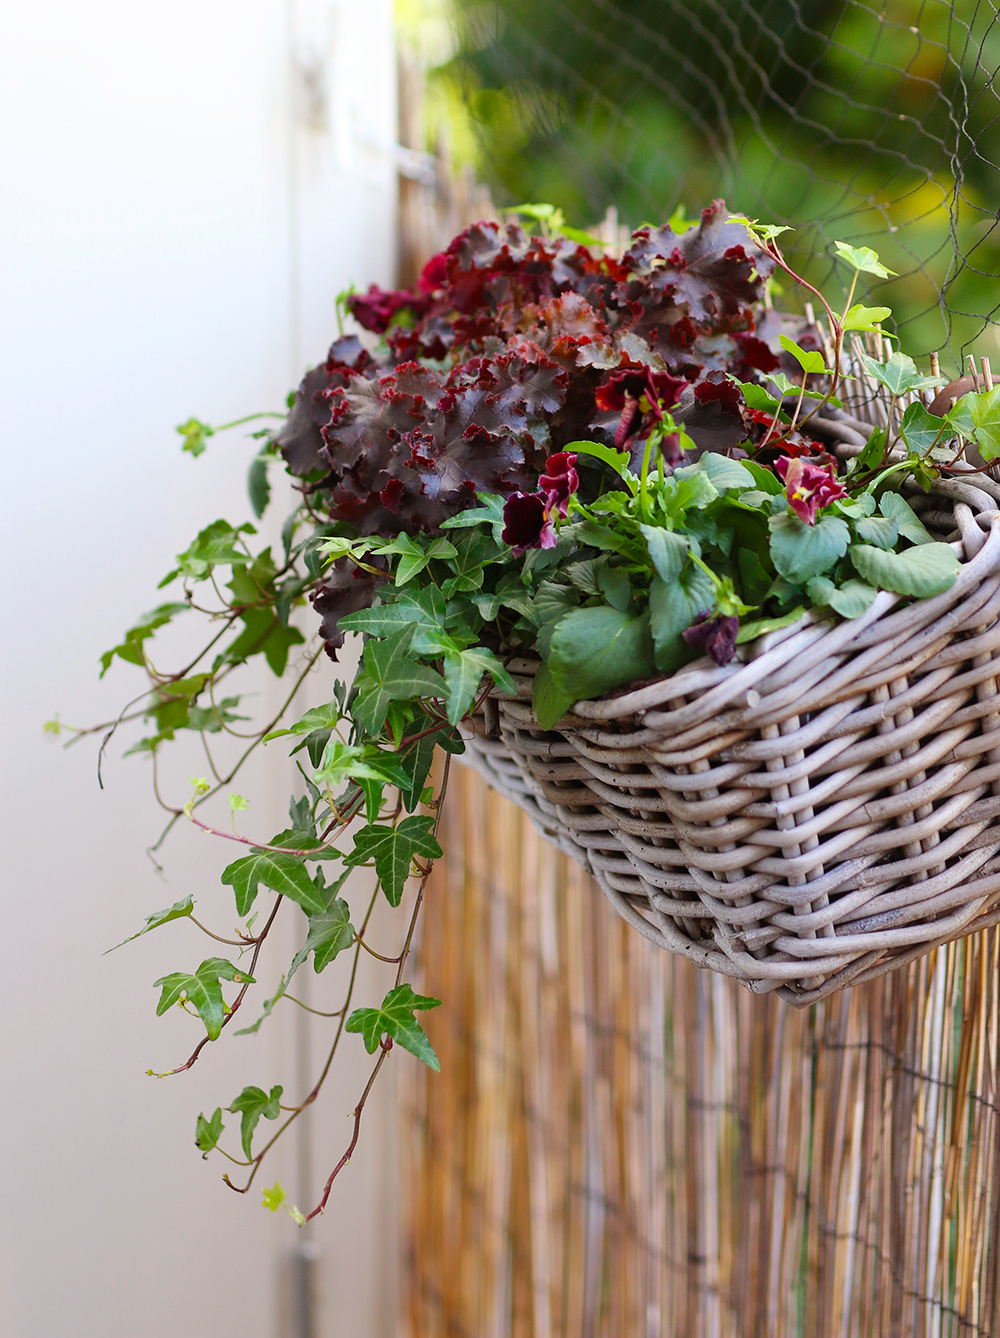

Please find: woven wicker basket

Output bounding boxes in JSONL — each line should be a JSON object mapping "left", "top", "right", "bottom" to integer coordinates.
{"left": 463, "top": 470, "right": 1000, "bottom": 1003}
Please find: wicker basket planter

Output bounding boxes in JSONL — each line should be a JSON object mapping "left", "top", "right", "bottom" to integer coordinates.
{"left": 464, "top": 472, "right": 1000, "bottom": 1003}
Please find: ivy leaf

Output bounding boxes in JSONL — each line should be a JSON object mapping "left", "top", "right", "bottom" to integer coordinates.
{"left": 860, "top": 351, "right": 944, "bottom": 397}
{"left": 878, "top": 491, "right": 934, "bottom": 545}
{"left": 346, "top": 983, "right": 442, "bottom": 1071}
{"left": 768, "top": 513, "right": 850, "bottom": 585}
{"left": 842, "top": 303, "right": 893, "bottom": 331}
{"left": 947, "top": 387, "right": 1000, "bottom": 460}
{"left": 346, "top": 815, "right": 443, "bottom": 906}
{"left": 856, "top": 426, "right": 888, "bottom": 472}
{"left": 223, "top": 608, "right": 305, "bottom": 677}
{"left": 107, "top": 895, "right": 194, "bottom": 952}
{"left": 99, "top": 602, "right": 189, "bottom": 676}
{"left": 174, "top": 519, "right": 256, "bottom": 580}
{"left": 778, "top": 334, "right": 827, "bottom": 376}
{"left": 547, "top": 607, "right": 655, "bottom": 704}
{"left": 195, "top": 1108, "right": 224, "bottom": 1157}
{"left": 221, "top": 849, "right": 326, "bottom": 917}
{"left": 228, "top": 1084, "right": 283, "bottom": 1160}
{"left": 264, "top": 702, "right": 341, "bottom": 742}
{"left": 177, "top": 417, "right": 214, "bottom": 457}
{"left": 153, "top": 958, "right": 252, "bottom": 1041}
{"left": 247, "top": 456, "right": 270, "bottom": 519}
{"left": 296, "top": 888, "right": 355, "bottom": 974}
{"left": 351, "top": 629, "right": 447, "bottom": 738}
{"left": 833, "top": 241, "right": 896, "bottom": 278}
{"left": 648, "top": 565, "right": 715, "bottom": 672}
{"left": 850, "top": 542, "right": 960, "bottom": 597}
{"left": 806, "top": 577, "right": 878, "bottom": 618}
{"left": 443, "top": 648, "right": 516, "bottom": 726}
{"left": 899, "top": 402, "right": 946, "bottom": 456}
{"left": 439, "top": 493, "right": 506, "bottom": 539}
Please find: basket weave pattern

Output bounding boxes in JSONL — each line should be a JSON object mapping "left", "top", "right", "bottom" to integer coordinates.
{"left": 465, "top": 477, "right": 1000, "bottom": 1003}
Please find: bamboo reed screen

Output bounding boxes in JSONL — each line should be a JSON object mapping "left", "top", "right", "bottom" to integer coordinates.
{"left": 402, "top": 762, "right": 1000, "bottom": 1337}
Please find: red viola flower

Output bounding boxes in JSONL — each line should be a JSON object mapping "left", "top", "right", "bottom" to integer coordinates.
{"left": 501, "top": 492, "right": 556, "bottom": 555}
{"left": 538, "top": 451, "right": 579, "bottom": 517}
{"left": 682, "top": 612, "right": 740, "bottom": 666}
{"left": 775, "top": 456, "right": 846, "bottom": 525}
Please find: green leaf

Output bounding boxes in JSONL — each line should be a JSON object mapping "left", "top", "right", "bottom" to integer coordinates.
{"left": 899, "top": 402, "right": 947, "bottom": 456}
{"left": 247, "top": 456, "right": 270, "bottom": 519}
{"left": 293, "top": 882, "right": 355, "bottom": 974}
{"left": 768, "top": 513, "right": 850, "bottom": 585}
{"left": 778, "top": 334, "right": 827, "bottom": 376}
{"left": 860, "top": 351, "right": 944, "bottom": 397}
{"left": 833, "top": 240, "right": 896, "bottom": 278}
{"left": 741, "top": 459, "right": 785, "bottom": 496}
{"left": 532, "top": 660, "right": 576, "bottom": 730}
{"left": 842, "top": 303, "right": 892, "bottom": 331}
{"left": 346, "top": 815, "right": 443, "bottom": 907}
{"left": 99, "top": 602, "right": 190, "bottom": 676}
{"left": 107, "top": 895, "right": 194, "bottom": 952}
{"left": 443, "top": 648, "right": 516, "bottom": 726}
{"left": 346, "top": 983, "right": 442, "bottom": 1070}
{"left": 849, "top": 542, "right": 960, "bottom": 597}
{"left": 562, "top": 439, "right": 636, "bottom": 488}
{"left": 223, "top": 609, "right": 305, "bottom": 677}
{"left": 947, "top": 387, "right": 1000, "bottom": 460}
{"left": 547, "top": 606, "right": 655, "bottom": 704}
{"left": 312, "top": 740, "right": 411, "bottom": 791}
{"left": 264, "top": 701, "right": 341, "bottom": 742}
{"left": 735, "top": 608, "right": 805, "bottom": 644}
{"left": 439, "top": 493, "right": 506, "bottom": 536}
{"left": 221, "top": 849, "right": 326, "bottom": 917}
{"left": 676, "top": 453, "right": 753, "bottom": 492}
{"left": 856, "top": 426, "right": 888, "bottom": 471}
{"left": 229, "top": 1084, "right": 283, "bottom": 1160}
{"left": 351, "top": 630, "right": 447, "bottom": 738}
{"left": 177, "top": 417, "right": 214, "bottom": 457}
{"left": 195, "top": 1108, "right": 224, "bottom": 1156}
{"left": 878, "top": 491, "right": 934, "bottom": 545}
{"left": 174, "top": 519, "right": 256, "bottom": 580}
{"left": 648, "top": 565, "right": 715, "bottom": 672}
{"left": 854, "top": 516, "right": 899, "bottom": 550}
{"left": 806, "top": 576, "right": 878, "bottom": 618}
{"left": 597, "top": 564, "right": 632, "bottom": 612}
{"left": 153, "top": 958, "right": 252, "bottom": 1041}
{"left": 261, "top": 1182, "right": 286, "bottom": 1211}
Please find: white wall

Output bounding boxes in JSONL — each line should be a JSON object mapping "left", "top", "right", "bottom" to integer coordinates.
{"left": 0, "top": 3, "right": 401, "bottom": 1335}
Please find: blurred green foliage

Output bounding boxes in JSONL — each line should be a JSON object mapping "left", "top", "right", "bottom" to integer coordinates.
{"left": 438, "top": 0, "right": 1000, "bottom": 364}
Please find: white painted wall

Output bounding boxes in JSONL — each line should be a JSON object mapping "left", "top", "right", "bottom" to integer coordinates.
{"left": 0, "top": 3, "right": 401, "bottom": 1335}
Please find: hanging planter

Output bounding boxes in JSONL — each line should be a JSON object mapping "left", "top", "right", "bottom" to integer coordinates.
{"left": 75, "top": 201, "right": 1000, "bottom": 1211}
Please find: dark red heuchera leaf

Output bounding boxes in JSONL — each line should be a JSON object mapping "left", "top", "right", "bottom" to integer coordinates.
{"left": 311, "top": 557, "right": 386, "bottom": 661}
{"left": 275, "top": 336, "right": 375, "bottom": 477}
{"left": 682, "top": 612, "right": 739, "bottom": 666}
{"left": 347, "top": 285, "right": 431, "bottom": 335}
{"left": 671, "top": 374, "right": 747, "bottom": 455}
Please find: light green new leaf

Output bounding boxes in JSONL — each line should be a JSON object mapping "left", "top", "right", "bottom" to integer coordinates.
{"left": 229, "top": 1083, "right": 283, "bottom": 1160}
{"left": 842, "top": 303, "right": 892, "bottom": 331}
{"left": 768, "top": 513, "right": 850, "bottom": 585}
{"left": 153, "top": 957, "right": 252, "bottom": 1041}
{"left": 735, "top": 608, "right": 806, "bottom": 644}
{"left": 107, "top": 895, "right": 194, "bottom": 952}
{"left": 261, "top": 1182, "right": 286, "bottom": 1211}
{"left": 833, "top": 241, "right": 896, "bottom": 278}
{"left": 778, "top": 334, "right": 826, "bottom": 376}
{"left": 443, "top": 648, "right": 516, "bottom": 726}
{"left": 263, "top": 702, "right": 341, "bottom": 742}
{"left": 947, "top": 387, "right": 1000, "bottom": 460}
{"left": 221, "top": 849, "right": 326, "bottom": 917}
{"left": 547, "top": 607, "right": 656, "bottom": 705}
{"left": 195, "top": 1108, "right": 224, "bottom": 1157}
{"left": 877, "top": 491, "right": 935, "bottom": 545}
{"left": 346, "top": 815, "right": 443, "bottom": 907}
{"left": 860, "top": 351, "right": 944, "bottom": 397}
{"left": 850, "top": 542, "right": 960, "bottom": 597}
{"left": 346, "top": 983, "right": 442, "bottom": 1070}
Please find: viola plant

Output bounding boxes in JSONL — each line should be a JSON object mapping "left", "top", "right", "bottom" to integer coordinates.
{"left": 60, "top": 202, "right": 1000, "bottom": 1224}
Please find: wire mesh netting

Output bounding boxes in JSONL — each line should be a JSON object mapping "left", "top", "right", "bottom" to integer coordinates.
{"left": 437, "top": 0, "right": 1000, "bottom": 363}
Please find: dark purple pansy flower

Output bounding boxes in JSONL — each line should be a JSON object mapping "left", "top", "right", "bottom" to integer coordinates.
{"left": 501, "top": 492, "right": 556, "bottom": 554}
{"left": 538, "top": 451, "right": 579, "bottom": 517}
{"left": 682, "top": 611, "right": 739, "bottom": 666}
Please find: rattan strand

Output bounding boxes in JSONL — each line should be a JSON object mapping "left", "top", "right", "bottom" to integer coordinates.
{"left": 460, "top": 474, "right": 1000, "bottom": 1003}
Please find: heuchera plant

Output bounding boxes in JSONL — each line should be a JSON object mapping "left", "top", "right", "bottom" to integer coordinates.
{"left": 60, "top": 203, "right": 1000, "bottom": 1225}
